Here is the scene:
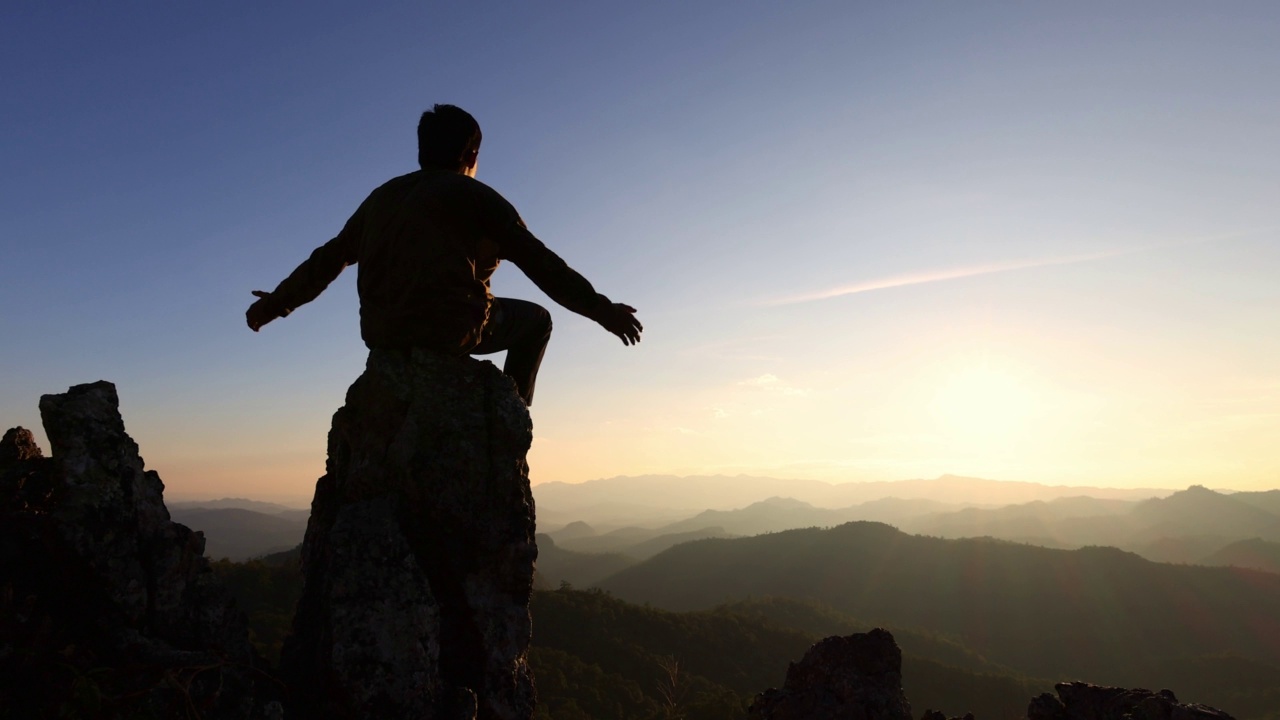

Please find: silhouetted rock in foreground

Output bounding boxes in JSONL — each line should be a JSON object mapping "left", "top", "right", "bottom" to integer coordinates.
{"left": 1028, "top": 681, "right": 1235, "bottom": 720}
{"left": 750, "top": 629, "right": 1237, "bottom": 720}
{"left": 280, "top": 349, "right": 537, "bottom": 720}
{"left": 748, "top": 628, "right": 913, "bottom": 720}
{"left": 0, "top": 382, "right": 269, "bottom": 719}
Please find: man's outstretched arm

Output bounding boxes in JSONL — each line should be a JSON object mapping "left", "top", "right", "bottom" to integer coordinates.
{"left": 499, "top": 221, "right": 642, "bottom": 345}
{"left": 245, "top": 210, "right": 362, "bottom": 331}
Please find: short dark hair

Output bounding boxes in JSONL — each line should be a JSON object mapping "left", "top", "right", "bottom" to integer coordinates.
{"left": 417, "top": 104, "right": 482, "bottom": 171}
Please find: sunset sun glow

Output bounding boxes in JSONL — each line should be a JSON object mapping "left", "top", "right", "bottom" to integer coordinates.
{"left": 931, "top": 364, "right": 1036, "bottom": 448}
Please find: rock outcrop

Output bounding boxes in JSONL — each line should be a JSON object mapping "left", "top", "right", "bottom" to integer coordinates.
{"left": 749, "top": 629, "right": 1238, "bottom": 720}
{"left": 747, "top": 628, "right": 913, "bottom": 720}
{"left": 0, "top": 382, "right": 269, "bottom": 719}
{"left": 1028, "top": 682, "right": 1236, "bottom": 720}
{"left": 279, "top": 349, "right": 538, "bottom": 720}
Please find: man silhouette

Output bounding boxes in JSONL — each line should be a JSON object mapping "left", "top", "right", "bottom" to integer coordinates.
{"left": 246, "top": 104, "right": 642, "bottom": 404}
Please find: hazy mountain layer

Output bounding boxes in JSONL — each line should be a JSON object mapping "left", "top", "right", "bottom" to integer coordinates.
{"left": 533, "top": 474, "right": 1173, "bottom": 523}
{"left": 1202, "top": 538, "right": 1280, "bottom": 574}
{"left": 900, "top": 485, "right": 1280, "bottom": 564}
{"left": 554, "top": 525, "right": 737, "bottom": 558}
{"left": 658, "top": 496, "right": 957, "bottom": 537}
{"left": 534, "top": 534, "right": 637, "bottom": 588}
{"left": 170, "top": 506, "right": 308, "bottom": 561}
{"left": 169, "top": 497, "right": 306, "bottom": 513}
{"left": 1232, "top": 490, "right": 1280, "bottom": 517}
{"left": 553, "top": 495, "right": 959, "bottom": 556}
{"left": 621, "top": 528, "right": 737, "bottom": 560}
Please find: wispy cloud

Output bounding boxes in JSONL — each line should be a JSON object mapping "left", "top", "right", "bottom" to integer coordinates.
{"left": 763, "top": 248, "right": 1135, "bottom": 306}
{"left": 760, "top": 228, "right": 1274, "bottom": 307}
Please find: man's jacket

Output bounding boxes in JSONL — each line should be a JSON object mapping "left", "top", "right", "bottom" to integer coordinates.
{"left": 266, "top": 169, "right": 611, "bottom": 351}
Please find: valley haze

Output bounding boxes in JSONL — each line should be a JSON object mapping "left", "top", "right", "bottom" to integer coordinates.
{"left": 174, "top": 472, "right": 1198, "bottom": 561}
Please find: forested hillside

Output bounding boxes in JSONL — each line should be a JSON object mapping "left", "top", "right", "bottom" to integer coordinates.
{"left": 212, "top": 558, "right": 1049, "bottom": 718}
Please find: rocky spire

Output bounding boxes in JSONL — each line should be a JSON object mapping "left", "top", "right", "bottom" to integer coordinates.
{"left": 279, "top": 349, "right": 538, "bottom": 720}
{"left": 748, "top": 628, "right": 914, "bottom": 720}
{"left": 0, "top": 381, "right": 268, "bottom": 718}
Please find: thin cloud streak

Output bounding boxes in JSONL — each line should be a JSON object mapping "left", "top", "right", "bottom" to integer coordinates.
{"left": 761, "top": 228, "right": 1274, "bottom": 307}
{"left": 763, "top": 248, "right": 1138, "bottom": 306}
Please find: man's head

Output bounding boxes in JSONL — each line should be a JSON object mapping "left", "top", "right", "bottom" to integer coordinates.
{"left": 418, "top": 104, "right": 482, "bottom": 175}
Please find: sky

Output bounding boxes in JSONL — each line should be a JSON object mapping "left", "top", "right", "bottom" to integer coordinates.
{"left": 2, "top": 2, "right": 1278, "bottom": 502}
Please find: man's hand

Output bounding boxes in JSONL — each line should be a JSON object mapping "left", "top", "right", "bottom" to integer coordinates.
{"left": 597, "top": 303, "right": 643, "bottom": 345}
{"left": 246, "top": 290, "right": 282, "bottom": 332}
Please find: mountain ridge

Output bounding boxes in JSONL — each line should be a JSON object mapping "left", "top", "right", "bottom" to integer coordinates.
{"left": 597, "top": 520, "right": 1280, "bottom": 685}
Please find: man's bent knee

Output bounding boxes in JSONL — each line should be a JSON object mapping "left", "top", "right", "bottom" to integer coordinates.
{"left": 534, "top": 304, "right": 552, "bottom": 336}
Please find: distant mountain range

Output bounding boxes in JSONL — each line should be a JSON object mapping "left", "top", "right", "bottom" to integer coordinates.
{"left": 595, "top": 521, "right": 1280, "bottom": 689}
{"left": 546, "top": 483, "right": 1280, "bottom": 570}
{"left": 169, "top": 497, "right": 308, "bottom": 514}
{"left": 545, "top": 495, "right": 955, "bottom": 558}
{"left": 175, "top": 480, "right": 1277, "bottom": 571}
{"left": 533, "top": 474, "right": 1173, "bottom": 525}
{"left": 900, "top": 485, "right": 1280, "bottom": 562}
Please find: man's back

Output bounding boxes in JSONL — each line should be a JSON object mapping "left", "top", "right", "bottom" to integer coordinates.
{"left": 353, "top": 169, "right": 516, "bottom": 351}
{"left": 264, "top": 167, "right": 567, "bottom": 353}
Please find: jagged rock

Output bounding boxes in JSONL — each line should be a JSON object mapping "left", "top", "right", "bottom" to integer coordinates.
{"left": 748, "top": 628, "right": 913, "bottom": 720}
{"left": 0, "top": 381, "right": 266, "bottom": 718}
{"left": 279, "top": 349, "right": 537, "bottom": 720}
{"left": 0, "top": 426, "right": 42, "bottom": 464}
{"left": 0, "top": 427, "right": 50, "bottom": 510}
{"left": 1027, "top": 681, "right": 1236, "bottom": 720}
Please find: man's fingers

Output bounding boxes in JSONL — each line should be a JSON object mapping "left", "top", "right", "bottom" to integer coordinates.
{"left": 252, "top": 290, "right": 270, "bottom": 298}
{"left": 601, "top": 304, "right": 641, "bottom": 346}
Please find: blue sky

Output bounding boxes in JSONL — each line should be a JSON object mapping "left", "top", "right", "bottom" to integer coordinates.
{"left": 3, "top": 2, "right": 1278, "bottom": 501}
